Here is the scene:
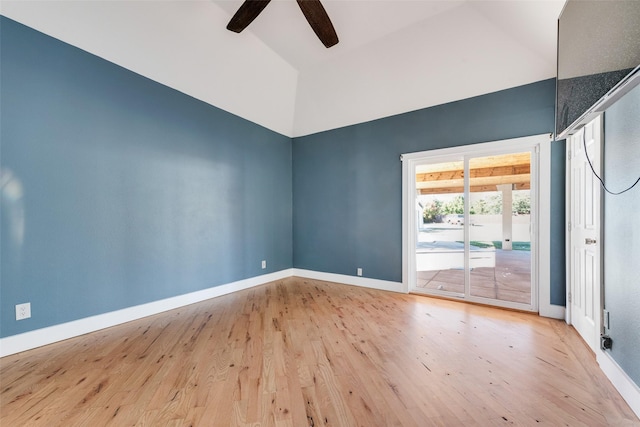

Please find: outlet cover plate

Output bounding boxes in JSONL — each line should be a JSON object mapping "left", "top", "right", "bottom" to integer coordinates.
{"left": 16, "top": 302, "right": 31, "bottom": 320}
{"left": 261, "top": 260, "right": 266, "bottom": 269}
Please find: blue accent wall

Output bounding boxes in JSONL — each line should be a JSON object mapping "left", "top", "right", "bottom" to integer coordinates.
{"left": 603, "top": 82, "right": 640, "bottom": 387}
{"left": 0, "top": 17, "right": 293, "bottom": 338}
{"left": 293, "top": 79, "right": 566, "bottom": 302}
{"left": 550, "top": 140, "right": 567, "bottom": 306}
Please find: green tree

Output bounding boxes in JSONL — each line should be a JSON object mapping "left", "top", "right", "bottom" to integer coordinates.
{"left": 422, "top": 199, "right": 443, "bottom": 223}
{"left": 471, "top": 193, "right": 502, "bottom": 215}
{"left": 470, "top": 198, "right": 488, "bottom": 214}
{"left": 443, "top": 195, "right": 465, "bottom": 214}
{"left": 512, "top": 191, "right": 531, "bottom": 215}
{"left": 486, "top": 194, "right": 503, "bottom": 214}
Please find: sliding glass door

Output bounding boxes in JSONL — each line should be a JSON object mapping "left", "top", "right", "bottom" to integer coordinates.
{"left": 467, "top": 153, "right": 532, "bottom": 306}
{"left": 415, "top": 158, "right": 466, "bottom": 298}
{"left": 405, "top": 142, "right": 538, "bottom": 311}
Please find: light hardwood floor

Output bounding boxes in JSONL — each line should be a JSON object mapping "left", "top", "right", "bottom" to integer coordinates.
{"left": 1, "top": 277, "right": 638, "bottom": 426}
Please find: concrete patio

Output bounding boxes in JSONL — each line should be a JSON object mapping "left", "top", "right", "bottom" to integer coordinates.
{"left": 416, "top": 248, "right": 531, "bottom": 304}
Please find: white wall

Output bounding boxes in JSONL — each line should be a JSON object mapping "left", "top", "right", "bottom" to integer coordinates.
{"left": 292, "top": 3, "right": 556, "bottom": 137}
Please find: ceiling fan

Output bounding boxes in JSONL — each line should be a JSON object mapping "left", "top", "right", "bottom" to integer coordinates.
{"left": 226, "top": 0, "right": 339, "bottom": 48}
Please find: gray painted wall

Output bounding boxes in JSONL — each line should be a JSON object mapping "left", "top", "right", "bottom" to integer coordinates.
{"left": 0, "top": 17, "right": 293, "bottom": 338}
{"left": 293, "top": 79, "right": 567, "bottom": 306}
{"left": 603, "top": 82, "right": 640, "bottom": 386}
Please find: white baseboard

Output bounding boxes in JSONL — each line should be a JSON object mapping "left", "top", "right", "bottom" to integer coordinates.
{"left": 539, "top": 303, "right": 566, "bottom": 320}
{"left": 0, "top": 269, "right": 294, "bottom": 357}
{"left": 293, "top": 268, "right": 403, "bottom": 293}
{"left": 597, "top": 350, "right": 640, "bottom": 419}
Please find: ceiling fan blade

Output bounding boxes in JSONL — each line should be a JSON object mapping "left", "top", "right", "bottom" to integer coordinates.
{"left": 296, "top": 0, "right": 339, "bottom": 48}
{"left": 227, "top": 0, "right": 272, "bottom": 33}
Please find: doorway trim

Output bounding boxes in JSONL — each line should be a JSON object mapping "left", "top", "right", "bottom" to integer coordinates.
{"left": 401, "top": 134, "right": 555, "bottom": 315}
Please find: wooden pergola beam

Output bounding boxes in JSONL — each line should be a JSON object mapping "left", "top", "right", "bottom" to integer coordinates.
{"left": 415, "top": 152, "right": 532, "bottom": 195}
{"left": 416, "top": 163, "right": 530, "bottom": 183}
{"left": 418, "top": 182, "right": 530, "bottom": 195}
{"left": 417, "top": 174, "right": 530, "bottom": 190}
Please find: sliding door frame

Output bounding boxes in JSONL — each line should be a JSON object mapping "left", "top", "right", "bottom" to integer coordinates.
{"left": 401, "top": 134, "right": 552, "bottom": 313}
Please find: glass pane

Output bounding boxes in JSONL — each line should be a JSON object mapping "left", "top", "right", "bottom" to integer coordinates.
{"left": 415, "top": 161, "right": 465, "bottom": 296}
{"left": 468, "top": 153, "right": 532, "bottom": 304}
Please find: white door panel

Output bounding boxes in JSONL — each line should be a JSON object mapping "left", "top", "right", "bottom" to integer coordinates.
{"left": 568, "top": 117, "right": 601, "bottom": 353}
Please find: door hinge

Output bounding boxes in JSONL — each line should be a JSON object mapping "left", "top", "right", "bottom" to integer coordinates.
{"left": 568, "top": 292, "right": 572, "bottom": 303}
{"left": 568, "top": 150, "right": 572, "bottom": 160}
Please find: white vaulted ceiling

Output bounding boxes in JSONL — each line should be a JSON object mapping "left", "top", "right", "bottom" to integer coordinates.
{"left": 1, "top": 0, "right": 565, "bottom": 137}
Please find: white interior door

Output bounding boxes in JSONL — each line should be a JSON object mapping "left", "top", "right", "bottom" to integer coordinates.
{"left": 568, "top": 117, "right": 602, "bottom": 352}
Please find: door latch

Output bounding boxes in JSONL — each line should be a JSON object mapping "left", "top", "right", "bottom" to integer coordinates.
{"left": 585, "top": 238, "right": 597, "bottom": 245}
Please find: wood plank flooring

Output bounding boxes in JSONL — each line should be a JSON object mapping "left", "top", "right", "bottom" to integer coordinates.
{"left": 1, "top": 277, "right": 638, "bottom": 426}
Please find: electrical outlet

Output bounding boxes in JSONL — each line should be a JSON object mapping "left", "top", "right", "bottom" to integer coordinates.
{"left": 261, "top": 260, "right": 266, "bottom": 269}
{"left": 16, "top": 302, "right": 31, "bottom": 320}
{"left": 357, "top": 268, "right": 363, "bottom": 276}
